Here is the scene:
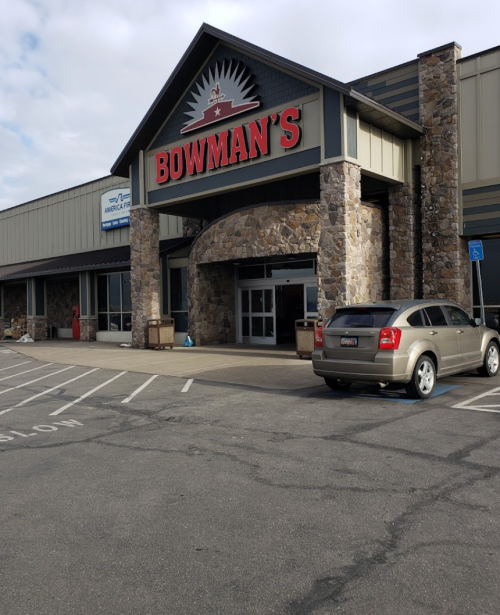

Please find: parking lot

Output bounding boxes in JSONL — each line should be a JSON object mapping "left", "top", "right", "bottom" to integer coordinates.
{"left": 1, "top": 342, "right": 500, "bottom": 614}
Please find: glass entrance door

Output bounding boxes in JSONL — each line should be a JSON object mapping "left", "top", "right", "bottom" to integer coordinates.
{"left": 240, "top": 288, "right": 275, "bottom": 344}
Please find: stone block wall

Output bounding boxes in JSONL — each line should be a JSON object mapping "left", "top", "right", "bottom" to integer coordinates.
{"left": 388, "top": 180, "right": 421, "bottom": 300}
{"left": 47, "top": 281, "right": 79, "bottom": 329}
{"left": 130, "top": 207, "right": 161, "bottom": 348}
{"left": 318, "top": 162, "right": 386, "bottom": 321}
{"left": 80, "top": 317, "right": 98, "bottom": 342}
{"left": 27, "top": 317, "right": 48, "bottom": 341}
{"left": 3, "top": 284, "right": 26, "bottom": 320}
{"left": 419, "top": 43, "right": 470, "bottom": 308}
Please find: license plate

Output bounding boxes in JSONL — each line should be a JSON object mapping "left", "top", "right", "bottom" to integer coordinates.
{"left": 340, "top": 336, "right": 358, "bottom": 347}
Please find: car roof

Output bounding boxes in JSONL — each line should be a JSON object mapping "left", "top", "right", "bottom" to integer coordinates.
{"left": 336, "top": 299, "right": 466, "bottom": 311}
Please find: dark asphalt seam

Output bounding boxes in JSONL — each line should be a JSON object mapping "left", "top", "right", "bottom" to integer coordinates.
{"left": 284, "top": 467, "right": 495, "bottom": 615}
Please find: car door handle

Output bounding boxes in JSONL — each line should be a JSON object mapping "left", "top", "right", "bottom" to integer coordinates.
{"left": 429, "top": 331, "right": 438, "bottom": 335}
{"left": 456, "top": 330, "right": 464, "bottom": 334}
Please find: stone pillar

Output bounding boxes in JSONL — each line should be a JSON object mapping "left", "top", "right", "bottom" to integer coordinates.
{"left": 419, "top": 43, "right": 470, "bottom": 308}
{"left": 388, "top": 177, "right": 421, "bottom": 300}
{"left": 130, "top": 207, "right": 160, "bottom": 348}
{"left": 79, "top": 271, "right": 98, "bottom": 342}
{"left": 317, "top": 161, "right": 384, "bottom": 321}
{"left": 182, "top": 217, "right": 203, "bottom": 237}
{"left": 26, "top": 277, "right": 47, "bottom": 341}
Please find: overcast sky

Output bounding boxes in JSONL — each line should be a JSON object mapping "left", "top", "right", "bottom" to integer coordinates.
{"left": 1, "top": 0, "right": 499, "bottom": 211}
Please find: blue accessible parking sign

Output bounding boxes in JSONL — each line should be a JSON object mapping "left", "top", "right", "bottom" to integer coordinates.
{"left": 468, "top": 240, "right": 484, "bottom": 261}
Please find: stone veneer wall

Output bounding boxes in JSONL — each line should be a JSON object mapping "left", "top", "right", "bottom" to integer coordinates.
{"left": 189, "top": 203, "right": 321, "bottom": 345}
{"left": 47, "top": 281, "right": 79, "bottom": 329}
{"left": 27, "top": 317, "right": 48, "bottom": 341}
{"left": 388, "top": 179, "right": 422, "bottom": 300}
{"left": 130, "top": 207, "right": 161, "bottom": 348}
{"left": 419, "top": 43, "right": 470, "bottom": 308}
{"left": 80, "top": 318, "right": 98, "bottom": 342}
{"left": 3, "top": 284, "right": 26, "bottom": 320}
{"left": 318, "top": 162, "right": 386, "bottom": 321}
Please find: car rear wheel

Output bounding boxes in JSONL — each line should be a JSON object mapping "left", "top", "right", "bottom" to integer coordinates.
{"left": 324, "top": 378, "right": 352, "bottom": 391}
{"left": 405, "top": 355, "right": 436, "bottom": 399}
{"left": 478, "top": 341, "right": 500, "bottom": 377}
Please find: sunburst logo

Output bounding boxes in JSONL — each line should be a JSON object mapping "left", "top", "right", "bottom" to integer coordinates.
{"left": 181, "top": 61, "right": 260, "bottom": 135}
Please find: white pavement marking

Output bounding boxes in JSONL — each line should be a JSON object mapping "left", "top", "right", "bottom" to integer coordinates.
{"left": 121, "top": 374, "right": 158, "bottom": 404}
{"left": 0, "top": 361, "right": 31, "bottom": 373}
{"left": 0, "top": 350, "right": 15, "bottom": 354}
{"left": 0, "top": 368, "right": 100, "bottom": 416}
{"left": 452, "top": 386, "right": 500, "bottom": 413}
{"left": 50, "top": 371, "right": 128, "bottom": 415}
{"left": 181, "top": 378, "right": 194, "bottom": 393}
{"left": 0, "top": 363, "right": 53, "bottom": 382}
{"left": 0, "top": 366, "right": 73, "bottom": 397}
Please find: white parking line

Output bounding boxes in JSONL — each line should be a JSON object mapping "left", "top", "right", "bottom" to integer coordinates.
{"left": 0, "top": 365, "right": 73, "bottom": 397}
{"left": 0, "top": 368, "right": 100, "bottom": 416}
{"left": 181, "top": 378, "right": 194, "bottom": 393}
{"left": 0, "top": 361, "right": 31, "bottom": 373}
{"left": 50, "top": 371, "right": 128, "bottom": 415}
{"left": 121, "top": 374, "right": 158, "bottom": 404}
{"left": 0, "top": 363, "right": 53, "bottom": 382}
{"left": 452, "top": 386, "right": 500, "bottom": 413}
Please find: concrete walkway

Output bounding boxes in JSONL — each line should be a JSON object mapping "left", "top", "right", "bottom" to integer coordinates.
{"left": 0, "top": 340, "right": 322, "bottom": 390}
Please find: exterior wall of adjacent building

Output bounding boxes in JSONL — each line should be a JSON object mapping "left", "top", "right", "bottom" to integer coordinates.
{"left": 0, "top": 175, "right": 182, "bottom": 265}
{"left": 459, "top": 46, "right": 500, "bottom": 330}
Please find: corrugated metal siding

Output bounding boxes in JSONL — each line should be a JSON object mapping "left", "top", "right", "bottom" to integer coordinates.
{"left": 350, "top": 61, "right": 420, "bottom": 123}
{"left": 462, "top": 184, "right": 500, "bottom": 235}
{"left": 0, "top": 176, "right": 183, "bottom": 265}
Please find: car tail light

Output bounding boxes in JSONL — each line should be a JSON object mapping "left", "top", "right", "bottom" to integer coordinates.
{"left": 314, "top": 327, "right": 324, "bottom": 348}
{"left": 378, "top": 327, "right": 402, "bottom": 350}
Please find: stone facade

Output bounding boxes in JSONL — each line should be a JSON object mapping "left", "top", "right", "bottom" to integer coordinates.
{"left": 27, "top": 316, "right": 47, "bottom": 341}
{"left": 419, "top": 43, "right": 470, "bottom": 308}
{"left": 130, "top": 207, "right": 161, "bottom": 348}
{"left": 388, "top": 180, "right": 421, "bottom": 300}
{"left": 3, "top": 284, "right": 26, "bottom": 320}
{"left": 189, "top": 202, "right": 322, "bottom": 345}
{"left": 182, "top": 217, "right": 203, "bottom": 237}
{"left": 80, "top": 317, "right": 98, "bottom": 342}
{"left": 318, "top": 162, "right": 386, "bottom": 321}
{"left": 47, "top": 281, "right": 79, "bottom": 330}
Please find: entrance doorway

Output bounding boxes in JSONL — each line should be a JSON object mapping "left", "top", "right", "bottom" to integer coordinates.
{"left": 275, "top": 284, "right": 304, "bottom": 344}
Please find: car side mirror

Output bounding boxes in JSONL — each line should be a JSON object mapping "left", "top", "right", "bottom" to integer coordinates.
{"left": 472, "top": 317, "right": 483, "bottom": 327}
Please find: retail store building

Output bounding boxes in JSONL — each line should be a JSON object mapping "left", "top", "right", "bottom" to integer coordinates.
{"left": 1, "top": 25, "right": 499, "bottom": 345}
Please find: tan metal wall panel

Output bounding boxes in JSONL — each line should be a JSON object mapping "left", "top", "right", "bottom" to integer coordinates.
{"left": 358, "top": 121, "right": 405, "bottom": 182}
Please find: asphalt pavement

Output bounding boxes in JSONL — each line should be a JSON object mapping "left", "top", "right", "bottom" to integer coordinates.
{"left": 1, "top": 341, "right": 500, "bottom": 614}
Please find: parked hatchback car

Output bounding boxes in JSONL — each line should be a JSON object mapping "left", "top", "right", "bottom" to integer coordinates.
{"left": 312, "top": 299, "right": 500, "bottom": 399}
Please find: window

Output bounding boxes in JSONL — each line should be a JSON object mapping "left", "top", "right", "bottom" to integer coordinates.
{"left": 424, "top": 306, "right": 447, "bottom": 326}
{"left": 170, "top": 266, "right": 188, "bottom": 332}
{"left": 97, "top": 273, "right": 131, "bottom": 331}
{"left": 407, "top": 310, "right": 425, "bottom": 327}
{"left": 327, "top": 307, "right": 395, "bottom": 329}
{"left": 444, "top": 306, "right": 471, "bottom": 326}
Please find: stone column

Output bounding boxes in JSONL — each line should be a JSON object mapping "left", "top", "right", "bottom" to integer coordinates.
{"left": 317, "top": 161, "right": 384, "bottom": 321}
{"left": 419, "top": 43, "right": 470, "bottom": 308}
{"left": 130, "top": 207, "right": 160, "bottom": 348}
{"left": 26, "top": 277, "right": 47, "bottom": 341}
{"left": 388, "top": 178, "right": 421, "bottom": 300}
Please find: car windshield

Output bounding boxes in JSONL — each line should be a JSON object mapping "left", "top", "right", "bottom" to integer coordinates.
{"left": 327, "top": 307, "right": 395, "bottom": 328}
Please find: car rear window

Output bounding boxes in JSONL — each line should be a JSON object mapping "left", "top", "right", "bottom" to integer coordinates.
{"left": 327, "top": 307, "right": 395, "bottom": 328}
{"left": 424, "top": 306, "right": 448, "bottom": 326}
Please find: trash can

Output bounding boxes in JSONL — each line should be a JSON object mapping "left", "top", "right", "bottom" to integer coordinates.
{"left": 148, "top": 318, "right": 175, "bottom": 350}
{"left": 295, "top": 319, "right": 322, "bottom": 359}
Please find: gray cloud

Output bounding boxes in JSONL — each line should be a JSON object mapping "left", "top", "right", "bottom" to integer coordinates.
{"left": 1, "top": 0, "right": 499, "bottom": 210}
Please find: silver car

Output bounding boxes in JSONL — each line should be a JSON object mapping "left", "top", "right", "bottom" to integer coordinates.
{"left": 311, "top": 299, "right": 500, "bottom": 399}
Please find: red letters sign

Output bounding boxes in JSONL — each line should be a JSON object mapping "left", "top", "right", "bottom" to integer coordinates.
{"left": 155, "top": 107, "right": 302, "bottom": 185}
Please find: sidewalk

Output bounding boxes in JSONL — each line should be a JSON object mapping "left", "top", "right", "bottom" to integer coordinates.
{"left": 0, "top": 339, "right": 322, "bottom": 390}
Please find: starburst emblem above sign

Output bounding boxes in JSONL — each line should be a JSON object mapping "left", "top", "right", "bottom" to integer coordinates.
{"left": 181, "top": 61, "right": 260, "bottom": 135}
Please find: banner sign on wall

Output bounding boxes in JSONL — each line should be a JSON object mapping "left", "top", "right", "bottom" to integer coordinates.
{"left": 101, "top": 188, "right": 131, "bottom": 231}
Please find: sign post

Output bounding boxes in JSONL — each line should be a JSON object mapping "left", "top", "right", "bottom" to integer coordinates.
{"left": 468, "top": 240, "right": 485, "bottom": 324}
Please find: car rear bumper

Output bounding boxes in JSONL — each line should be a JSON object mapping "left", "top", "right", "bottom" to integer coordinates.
{"left": 311, "top": 349, "right": 411, "bottom": 383}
